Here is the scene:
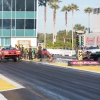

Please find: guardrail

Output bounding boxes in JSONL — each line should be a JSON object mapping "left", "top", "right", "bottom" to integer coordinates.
{"left": 47, "top": 49, "right": 76, "bottom": 56}
{"left": 54, "top": 58, "right": 73, "bottom": 63}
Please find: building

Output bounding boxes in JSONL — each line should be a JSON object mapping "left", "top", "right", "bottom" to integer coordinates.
{"left": 0, "top": 0, "right": 38, "bottom": 48}
{"left": 84, "top": 7, "right": 100, "bottom": 47}
{"left": 93, "top": 8, "right": 100, "bottom": 33}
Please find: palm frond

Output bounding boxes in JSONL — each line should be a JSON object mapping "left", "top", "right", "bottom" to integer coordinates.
{"left": 84, "top": 7, "right": 93, "bottom": 13}
{"left": 50, "top": 3, "right": 60, "bottom": 9}
{"left": 70, "top": 3, "right": 79, "bottom": 11}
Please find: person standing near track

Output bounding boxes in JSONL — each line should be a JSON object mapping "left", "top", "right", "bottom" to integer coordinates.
{"left": 75, "top": 46, "right": 79, "bottom": 60}
{"left": 38, "top": 44, "right": 42, "bottom": 59}
{"left": 21, "top": 45, "right": 24, "bottom": 58}
{"left": 28, "top": 46, "right": 32, "bottom": 60}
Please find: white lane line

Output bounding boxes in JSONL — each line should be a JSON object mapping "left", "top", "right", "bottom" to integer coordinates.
{"left": 0, "top": 74, "right": 24, "bottom": 92}
{"left": 0, "top": 94, "right": 7, "bottom": 100}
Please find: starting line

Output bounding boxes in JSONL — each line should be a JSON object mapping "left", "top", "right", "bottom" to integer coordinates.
{"left": 0, "top": 94, "right": 7, "bottom": 100}
{"left": 0, "top": 74, "right": 24, "bottom": 92}
{"left": 0, "top": 74, "right": 25, "bottom": 100}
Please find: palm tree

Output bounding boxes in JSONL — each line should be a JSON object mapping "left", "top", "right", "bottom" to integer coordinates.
{"left": 70, "top": 3, "right": 79, "bottom": 50}
{"left": 39, "top": 0, "right": 52, "bottom": 48}
{"left": 49, "top": 0, "right": 61, "bottom": 44}
{"left": 84, "top": 7, "right": 92, "bottom": 33}
{"left": 38, "top": 0, "right": 45, "bottom": 6}
{"left": 61, "top": 5, "right": 71, "bottom": 36}
{"left": 43, "top": 0, "right": 52, "bottom": 48}
{"left": 74, "top": 24, "right": 86, "bottom": 32}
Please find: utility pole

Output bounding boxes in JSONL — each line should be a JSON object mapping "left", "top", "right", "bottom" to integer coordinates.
{"left": 10, "top": 23, "right": 11, "bottom": 45}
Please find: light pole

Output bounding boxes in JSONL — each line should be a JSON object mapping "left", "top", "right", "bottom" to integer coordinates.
{"left": 10, "top": 24, "right": 11, "bottom": 45}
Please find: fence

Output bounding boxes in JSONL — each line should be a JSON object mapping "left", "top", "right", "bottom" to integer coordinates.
{"left": 47, "top": 49, "right": 76, "bottom": 56}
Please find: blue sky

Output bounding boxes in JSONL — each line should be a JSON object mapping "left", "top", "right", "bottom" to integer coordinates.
{"left": 38, "top": 0, "right": 100, "bottom": 33}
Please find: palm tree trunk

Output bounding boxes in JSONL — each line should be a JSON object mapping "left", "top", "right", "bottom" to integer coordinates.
{"left": 44, "top": 4, "right": 46, "bottom": 48}
{"left": 53, "top": 10, "right": 55, "bottom": 44}
{"left": 54, "top": 9, "right": 56, "bottom": 42}
{"left": 72, "top": 10, "right": 74, "bottom": 50}
{"left": 88, "top": 13, "right": 90, "bottom": 33}
{"left": 64, "top": 38, "right": 65, "bottom": 43}
{"left": 53, "top": 9, "right": 56, "bottom": 44}
{"left": 65, "top": 12, "right": 68, "bottom": 36}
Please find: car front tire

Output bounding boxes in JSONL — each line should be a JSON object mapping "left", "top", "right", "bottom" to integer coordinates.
{"left": 97, "top": 57, "right": 100, "bottom": 62}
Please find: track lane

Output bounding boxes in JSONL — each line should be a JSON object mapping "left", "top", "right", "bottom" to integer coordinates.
{"left": 0, "top": 61, "right": 100, "bottom": 100}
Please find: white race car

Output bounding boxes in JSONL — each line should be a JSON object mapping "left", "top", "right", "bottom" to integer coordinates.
{"left": 82, "top": 46, "right": 100, "bottom": 59}
{"left": 84, "top": 47, "right": 100, "bottom": 53}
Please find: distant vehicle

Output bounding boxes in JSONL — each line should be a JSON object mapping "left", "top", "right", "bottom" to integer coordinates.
{"left": 90, "top": 52, "right": 100, "bottom": 61}
{"left": 84, "top": 46, "right": 100, "bottom": 53}
{"left": 82, "top": 46, "right": 100, "bottom": 60}
{"left": 0, "top": 47, "right": 21, "bottom": 62}
{"left": 42, "top": 48, "right": 50, "bottom": 58}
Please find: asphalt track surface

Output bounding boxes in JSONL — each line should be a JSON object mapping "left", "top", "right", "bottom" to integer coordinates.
{"left": 0, "top": 60, "right": 100, "bottom": 100}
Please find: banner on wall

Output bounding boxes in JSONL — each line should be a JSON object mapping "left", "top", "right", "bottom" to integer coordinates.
{"left": 17, "top": 40, "right": 31, "bottom": 48}
{"left": 68, "top": 61, "right": 100, "bottom": 66}
{"left": 96, "top": 36, "right": 100, "bottom": 45}
{"left": 86, "top": 37, "right": 95, "bottom": 45}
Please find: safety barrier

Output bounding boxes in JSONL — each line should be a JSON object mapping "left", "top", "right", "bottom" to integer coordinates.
{"left": 47, "top": 49, "right": 76, "bottom": 56}
{"left": 54, "top": 58, "right": 73, "bottom": 63}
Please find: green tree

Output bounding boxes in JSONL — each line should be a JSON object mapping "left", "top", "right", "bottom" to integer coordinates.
{"left": 46, "top": 33, "right": 53, "bottom": 41}
{"left": 37, "top": 33, "right": 44, "bottom": 43}
{"left": 46, "top": 40, "right": 53, "bottom": 48}
{"left": 84, "top": 7, "right": 92, "bottom": 33}
{"left": 70, "top": 3, "right": 79, "bottom": 50}
{"left": 57, "top": 30, "right": 66, "bottom": 43}
{"left": 49, "top": 0, "right": 61, "bottom": 44}
{"left": 54, "top": 40, "right": 64, "bottom": 48}
{"left": 61, "top": 5, "right": 71, "bottom": 36}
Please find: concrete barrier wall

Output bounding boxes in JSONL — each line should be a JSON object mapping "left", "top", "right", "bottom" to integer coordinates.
{"left": 47, "top": 49, "right": 76, "bottom": 56}
{"left": 54, "top": 58, "right": 73, "bottom": 63}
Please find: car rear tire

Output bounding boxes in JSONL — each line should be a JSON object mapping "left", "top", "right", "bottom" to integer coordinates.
{"left": 0, "top": 57, "right": 2, "bottom": 61}
{"left": 13, "top": 57, "right": 17, "bottom": 62}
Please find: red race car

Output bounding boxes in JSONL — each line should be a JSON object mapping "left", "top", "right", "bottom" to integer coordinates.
{"left": 0, "top": 50, "right": 2, "bottom": 61}
{"left": 42, "top": 48, "right": 51, "bottom": 58}
{"left": 0, "top": 47, "right": 21, "bottom": 62}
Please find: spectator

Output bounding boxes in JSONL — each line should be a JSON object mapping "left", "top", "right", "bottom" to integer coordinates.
{"left": 21, "top": 45, "right": 24, "bottom": 58}
{"left": 9, "top": 45, "right": 12, "bottom": 48}
{"left": 28, "top": 46, "right": 32, "bottom": 60}
{"left": 1, "top": 45, "right": 4, "bottom": 49}
{"left": 24, "top": 48, "right": 28, "bottom": 59}
{"left": 38, "top": 44, "right": 42, "bottom": 59}
{"left": 32, "top": 48, "right": 35, "bottom": 58}
{"left": 34, "top": 48, "right": 38, "bottom": 58}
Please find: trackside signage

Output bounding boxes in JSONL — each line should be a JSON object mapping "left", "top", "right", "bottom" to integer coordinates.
{"left": 17, "top": 40, "right": 31, "bottom": 47}
{"left": 85, "top": 33, "right": 100, "bottom": 47}
{"left": 96, "top": 36, "right": 100, "bottom": 45}
{"left": 68, "top": 61, "right": 100, "bottom": 66}
{"left": 86, "top": 37, "right": 95, "bottom": 45}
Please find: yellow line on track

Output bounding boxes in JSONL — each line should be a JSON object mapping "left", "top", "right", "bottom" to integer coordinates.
{"left": 0, "top": 74, "right": 24, "bottom": 91}
{"left": 0, "top": 78, "right": 17, "bottom": 91}
{"left": 49, "top": 62, "right": 100, "bottom": 73}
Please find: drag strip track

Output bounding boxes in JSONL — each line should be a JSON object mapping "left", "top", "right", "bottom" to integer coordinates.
{"left": 0, "top": 61, "right": 100, "bottom": 100}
